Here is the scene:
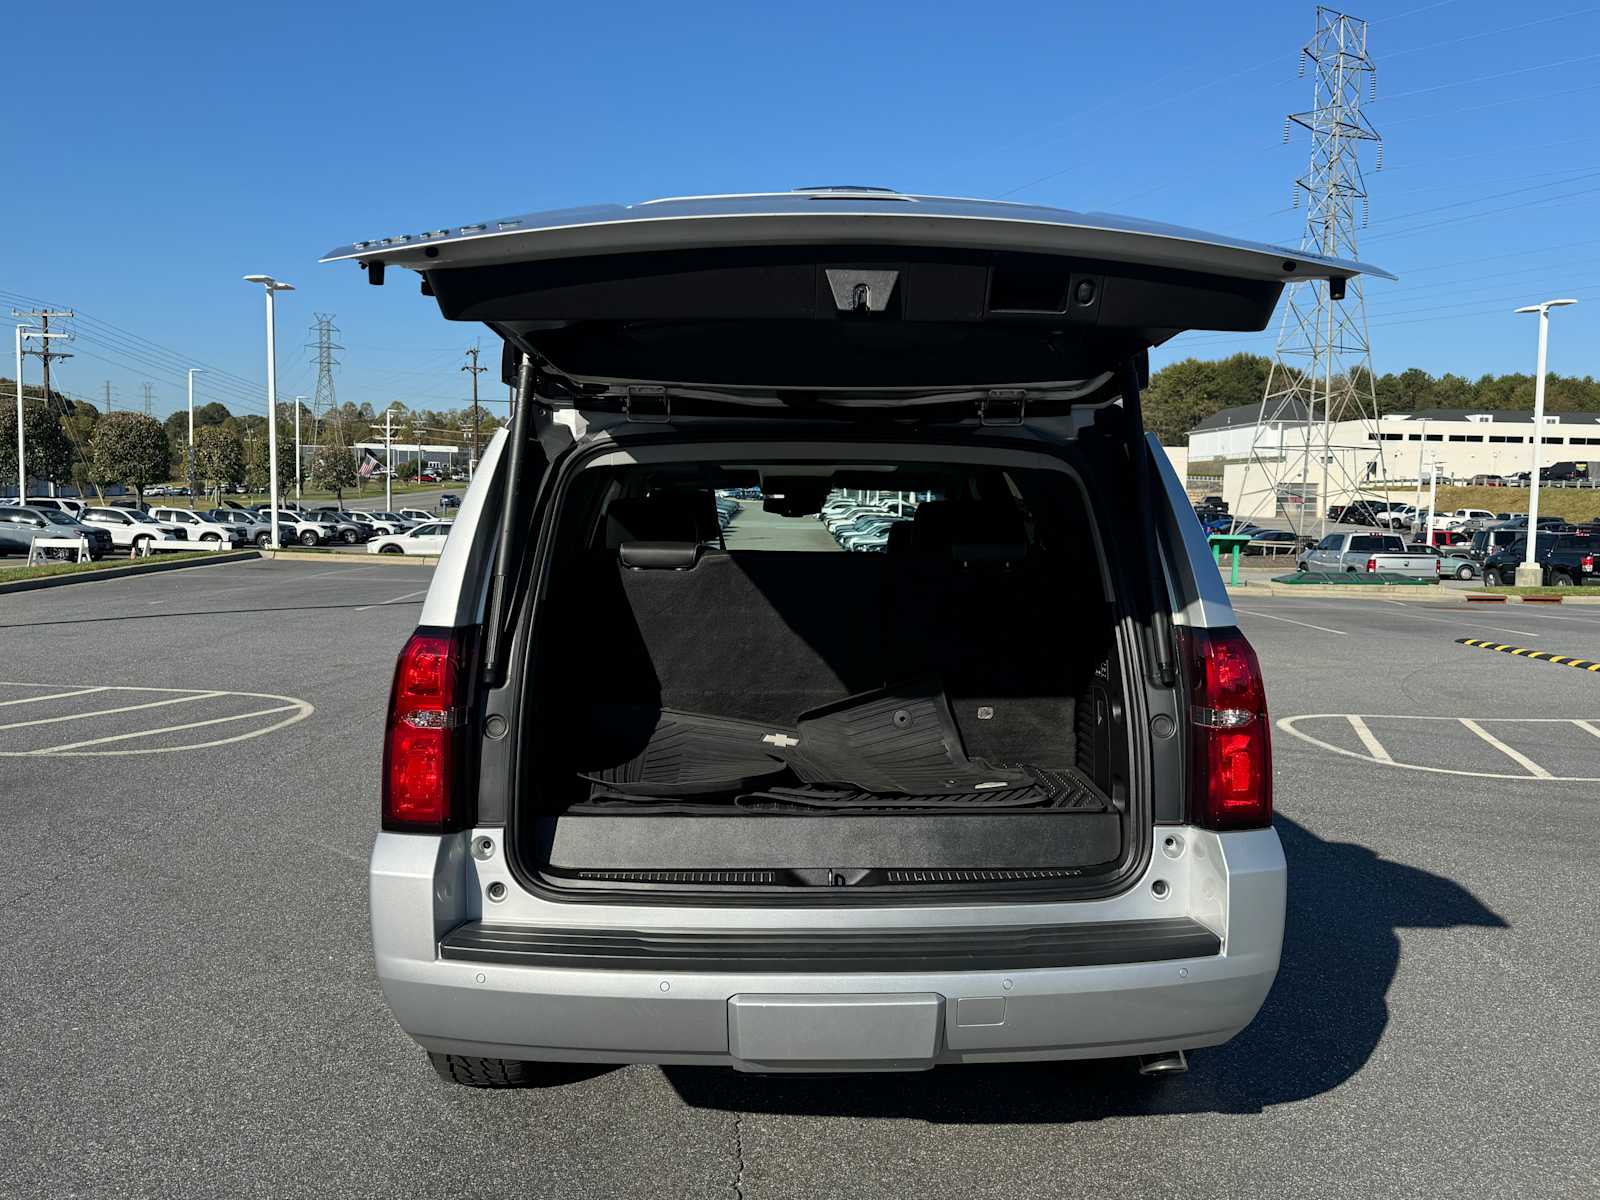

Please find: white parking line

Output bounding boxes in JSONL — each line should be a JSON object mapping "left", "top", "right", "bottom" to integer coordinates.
{"left": 30, "top": 704, "right": 303, "bottom": 754}
{"left": 1377, "top": 606, "right": 1539, "bottom": 639}
{"left": 1347, "top": 715, "right": 1393, "bottom": 762}
{"left": 0, "top": 681, "right": 313, "bottom": 757}
{"left": 353, "top": 589, "right": 428, "bottom": 613}
{"left": 0, "top": 690, "right": 223, "bottom": 732}
{"left": 1233, "top": 608, "right": 1348, "bottom": 636}
{"left": 1277, "top": 713, "right": 1600, "bottom": 782}
{"left": 0, "top": 687, "right": 109, "bottom": 708}
{"left": 1459, "top": 719, "right": 1552, "bottom": 778}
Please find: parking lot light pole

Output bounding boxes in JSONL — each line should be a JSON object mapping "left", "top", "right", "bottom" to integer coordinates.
{"left": 187, "top": 369, "right": 203, "bottom": 505}
{"left": 292, "top": 395, "right": 305, "bottom": 499}
{"left": 1513, "top": 298, "right": 1578, "bottom": 587}
{"left": 1433, "top": 464, "right": 1446, "bottom": 550}
{"left": 243, "top": 276, "right": 296, "bottom": 550}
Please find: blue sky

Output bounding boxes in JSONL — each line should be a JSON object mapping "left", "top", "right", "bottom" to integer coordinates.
{"left": 3, "top": 0, "right": 1597, "bottom": 423}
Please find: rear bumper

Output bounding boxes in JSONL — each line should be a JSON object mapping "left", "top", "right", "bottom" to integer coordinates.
{"left": 370, "top": 827, "right": 1285, "bottom": 1070}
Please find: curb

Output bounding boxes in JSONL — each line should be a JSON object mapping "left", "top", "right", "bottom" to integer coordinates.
{"left": 0, "top": 550, "right": 261, "bottom": 595}
{"left": 264, "top": 549, "right": 440, "bottom": 566}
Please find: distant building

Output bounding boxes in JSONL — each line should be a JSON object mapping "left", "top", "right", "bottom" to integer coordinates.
{"left": 1186, "top": 407, "right": 1600, "bottom": 518}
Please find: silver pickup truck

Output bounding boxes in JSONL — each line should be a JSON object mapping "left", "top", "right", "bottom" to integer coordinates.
{"left": 1297, "top": 531, "right": 1440, "bottom": 579}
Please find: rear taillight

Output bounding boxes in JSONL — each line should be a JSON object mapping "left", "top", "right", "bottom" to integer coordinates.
{"left": 1181, "top": 626, "right": 1273, "bottom": 831}
{"left": 1583, "top": 555, "right": 1594, "bottom": 573}
{"left": 1366, "top": 557, "right": 1377, "bottom": 572}
{"left": 383, "top": 626, "right": 475, "bottom": 833}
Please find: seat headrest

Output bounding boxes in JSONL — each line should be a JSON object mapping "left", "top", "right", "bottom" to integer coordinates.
{"left": 948, "top": 500, "right": 1029, "bottom": 567}
{"left": 605, "top": 492, "right": 716, "bottom": 547}
{"left": 619, "top": 541, "right": 701, "bottom": 570}
{"left": 885, "top": 521, "right": 915, "bottom": 555}
{"left": 911, "top": 500, "right": 954, "bottom": 552}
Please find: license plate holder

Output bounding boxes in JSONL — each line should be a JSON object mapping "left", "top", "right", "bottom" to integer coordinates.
{"left": 727, "top": 993, "right": 943, "bottom": 1071}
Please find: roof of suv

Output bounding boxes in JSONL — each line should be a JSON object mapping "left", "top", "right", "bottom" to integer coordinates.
{"left": 321, "top": 188, "right": 1392, "bottom": 285}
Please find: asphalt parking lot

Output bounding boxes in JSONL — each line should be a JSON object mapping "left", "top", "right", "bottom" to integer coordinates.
{"left": 1, "top": 564, "right": 1597, "bottom": 1198}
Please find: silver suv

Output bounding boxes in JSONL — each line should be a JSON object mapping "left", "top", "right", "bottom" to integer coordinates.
{"left": 335, "top": 190, "right": 1389, "bottom": 1085}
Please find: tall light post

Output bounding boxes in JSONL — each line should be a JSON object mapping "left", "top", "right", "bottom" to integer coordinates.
{"left": 186, "top": 368, "right": 204, "bottom": 504}
{"left": 13, "top": 325, "right": 68, "bottom": 503}
{"left": 1513, "top": 298, "right": 1578, "bottom": 587}
{"left": 243, "top": 275, "right": 295, "bottom": 550}
{"left": 292, "top": 395, "right": 306, "bottom": 499}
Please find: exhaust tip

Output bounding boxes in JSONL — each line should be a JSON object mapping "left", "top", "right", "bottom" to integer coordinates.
{"left": 1137, "top": 1050, "right": 1188, "bottom": 1077}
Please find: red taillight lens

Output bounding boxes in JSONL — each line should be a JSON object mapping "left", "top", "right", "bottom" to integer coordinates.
{"left": 1366, "top": 557, "right": 1377, "bottom": 572}
{"left": 1182, "top": 626, "right": 1273, "bottom": 831}
{"left": 383, "top": 627, "right": 474, "bottom": 833}
{"left": 1583, "top": 555, "right": 1594, "bottom": 572}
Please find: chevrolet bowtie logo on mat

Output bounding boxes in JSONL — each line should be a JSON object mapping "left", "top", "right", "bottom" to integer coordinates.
{"left": 1456, "top": 639, "right": 1600, "bottom": 673}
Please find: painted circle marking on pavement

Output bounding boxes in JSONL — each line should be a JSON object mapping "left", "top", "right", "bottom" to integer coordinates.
{"left": 1277, "top": 713, "right": 1600, "bottom": 783}
{"left": 0, "top": 681, "right": 314, "bottom": 757}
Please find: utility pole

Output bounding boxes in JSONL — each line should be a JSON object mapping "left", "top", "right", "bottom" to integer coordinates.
{"left": 103, "top": 380, "right": 112, "bottom": 413}
{"left": 1239, "top": 6, "right": 1386, "bottom": 538}
{"left": 12, "top": 324, "right": 71, "bottom": 502}
{"left": 13, "top": 309, "right": 74, "bottom": 415}
{"left": 142, "top": 383, "right": 154, "bottom": 416}
{"left": 462, "top": 342, "right": 486, "bottom": 480}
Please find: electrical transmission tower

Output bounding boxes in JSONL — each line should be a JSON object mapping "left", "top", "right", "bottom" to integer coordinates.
{"left": 142, "top": 383, "right": 155, "bottom": 416}
{"left": 308, "top": 314, "right": 343, "bottom": 448}
{"left": 1239, "top": 5, "right": 1386, "bottom": 536}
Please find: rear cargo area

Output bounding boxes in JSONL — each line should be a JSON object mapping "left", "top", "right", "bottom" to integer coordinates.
{"left": 513, "top": 452, "right": 1141, "bottom": 895}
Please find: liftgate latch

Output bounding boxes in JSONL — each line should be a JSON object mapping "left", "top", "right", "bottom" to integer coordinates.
{"left": 623, "top": 385, "right": 671, "bottom": 422}
{"left": 978, "top": 389, "right": 1027, "bottom": 426}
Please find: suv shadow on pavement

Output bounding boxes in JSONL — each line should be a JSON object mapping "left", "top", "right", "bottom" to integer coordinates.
{"left": 662, "top": 815, "right": 1506, "bottom": 1121}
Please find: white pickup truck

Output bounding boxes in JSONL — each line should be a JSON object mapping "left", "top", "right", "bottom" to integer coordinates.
{"left": 1297, "top": 531, "right": 1440, "bottom": 579}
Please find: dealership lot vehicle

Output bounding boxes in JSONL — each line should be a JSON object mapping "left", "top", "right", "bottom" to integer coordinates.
{"left": 1245, "top": 529, "right": 1310, "bottom": 556}
{"left": 1297, "top": 531, "right": 1438, "bottom": 578}
{"left": 314, "top": 190, "right": 1411, "bottom": 1085}
{"left": 148, "top": 506, "right": 246, "bottom": 546}
{"left": 344, "top": 510, "right": 412, "bottom": 535}
{"left": 367, "top": 521, "right": 451, "bottom": 555}
{"left": 397, "top": 507, "right": 435, "bottom": 524}
{"left": 0, "top": 506, "right": 113, "bottom": 559}
{"left": 79, "top": 506, "right": 190, "bottom": 551}
{"left": 1481, "top": 531, "right": 1596, "bottom": 586}
{"left": 308, "top": 509, "right": 373, "bottom": 545}
{"left": 261, "top": 509, "right": 339, "bottom": 546}
{"left": 203, "top": 507, "right": 273, "bottom": 546}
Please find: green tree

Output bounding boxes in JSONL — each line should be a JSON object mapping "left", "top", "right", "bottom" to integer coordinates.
{"left": 90, "top": 412, "right": 171, "bottom": 503}
{"left": 195, "top": 426, "right": 245, "bottom": 504}
{"left": 0, "top": 397, "right": 77, "bottom": 497}
{"left": 309, "top": 445, "right": 358, "bottom": 502}
{"left": 243, "top": 431, "right": 296, "bottom": 497}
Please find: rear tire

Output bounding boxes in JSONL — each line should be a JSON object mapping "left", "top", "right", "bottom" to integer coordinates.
{"left": 1552, "top": 571, "right": 1573, "bottom": 587}
{"left": 1485, "top": 568, "right": 1504, "bottom": 586}
{"left": 427, "top": 1052, "right": 601, "bottom": 1089}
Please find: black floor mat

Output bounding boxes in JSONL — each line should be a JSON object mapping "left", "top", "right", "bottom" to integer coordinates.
{"left": 577, "top": 706, "right": 790, "bottom": 797}
{"left": 786, "top": 679, "right": 1034, "bottom": 794}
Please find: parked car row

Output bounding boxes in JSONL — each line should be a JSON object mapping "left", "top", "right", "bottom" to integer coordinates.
{"left": 819, "top": 494, "right": 920, "bottom": 552}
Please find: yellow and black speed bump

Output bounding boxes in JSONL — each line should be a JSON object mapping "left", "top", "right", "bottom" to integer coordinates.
{"left": 1457, "top": 638, "right": 1600, "bottom": 672}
